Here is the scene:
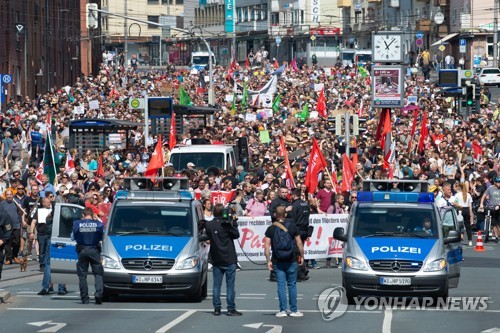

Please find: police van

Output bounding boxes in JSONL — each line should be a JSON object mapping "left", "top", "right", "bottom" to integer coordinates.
{"left": 50, "top": 177, "right": 209, "bottom": 302}
{"left": 333, "top": 180, "right": 463, "bottom": 303}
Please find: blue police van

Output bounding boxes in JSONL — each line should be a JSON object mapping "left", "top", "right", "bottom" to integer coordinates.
{"left": 50, "top": 177, "right": 209, "bottom": 302}
{"left": 333, "top": 180, "right": 463, "bottom": 303}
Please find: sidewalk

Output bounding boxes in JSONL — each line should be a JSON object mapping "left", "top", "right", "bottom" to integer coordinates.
{"left": 0, "top": 260, "right": 42, "bottom": 302}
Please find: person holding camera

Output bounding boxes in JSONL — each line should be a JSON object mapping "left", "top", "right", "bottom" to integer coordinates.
{"left": 286, "top": 188, "right": 311, "bottom": 280}
{"left": 203, "top": 203, "right": 242, "bottom": 316}
{"left": 72, "top": 207, "right": 105, "bottom": 304}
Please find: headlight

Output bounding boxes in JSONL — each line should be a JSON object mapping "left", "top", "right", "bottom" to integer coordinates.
{"left": 423, "top": 258, "right": 447, "bottom": 272}
{"left": 101, "top": 256, "right": 121, "bottom": 269}
{"left": 345, "top": 256, "right": 368, "bottom": 271}
{"left": 175, "top": 257, "right": 199, "bottom": 270}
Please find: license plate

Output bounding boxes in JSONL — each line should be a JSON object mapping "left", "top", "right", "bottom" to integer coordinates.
{"left": 380, "top": 277, "right": 411, "bottom": 286}
{"left": 132, "top": 275, "right": 163, "bottom": 283}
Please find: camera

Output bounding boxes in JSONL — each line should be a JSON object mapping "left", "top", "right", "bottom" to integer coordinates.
{"left": 221, "top": 206, "right": 236, "bottom": 224}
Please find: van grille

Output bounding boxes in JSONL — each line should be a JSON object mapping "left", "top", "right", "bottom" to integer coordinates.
{"left": 369, "top": 260, "right": 422, "bottom": 273}
{"left": 121, "top": 258, "right": 175, "bottom": 271}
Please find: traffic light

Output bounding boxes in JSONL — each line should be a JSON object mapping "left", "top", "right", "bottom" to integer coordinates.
{"left": 466, "top": 85, "right": 474, "bottom": 106}
{"left": 327, "top": 115, "right": 344, "bottom": 136}
{"left": 351, "top": 116, "right": 367, "bottom": 136}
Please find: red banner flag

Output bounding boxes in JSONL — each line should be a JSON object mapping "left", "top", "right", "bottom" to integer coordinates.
{"left": 341, "top": 154, "right": 355, "bottom": 193}
{"left": 169, "top": 113, "right": 177, "bottom": 151}
{"left": 375, "top": 109, "right": 389, "bottom": 142}
{"left": 418, "top": 112, "right": 428, "bottom": 154}
{"left": 316, "top": 87, "right": 327, "bottom": 118}
{"left": 96, "top": 155, "right": 105, "bottom": 178}
{"left": 279, "top": 136, "right": 296, "bottom": 189}
{"left": 245, "top": 56, "right": 250, "bottom": 69}
{"left": 305, "top": 138, "right": 328, "bottom": 194}
{"left": 472, "top": 141, "right": 483, "bottom": 159}
{"left": 145, "top": 135, "right": 165, "bottom": 178}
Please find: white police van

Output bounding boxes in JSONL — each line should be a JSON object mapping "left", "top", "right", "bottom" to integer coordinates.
{"left": 333, "top": 180, "right": 463, "bottom": 303}
{"left": 50, "top": 177, "right": 209, "bottom": 302}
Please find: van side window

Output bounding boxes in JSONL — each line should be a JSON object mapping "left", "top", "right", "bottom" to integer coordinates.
{"left": 59, "top": 206, "right": 84, "bottom": 238}
{"left": 442, "top": 210, "right": 456, "bottom": 238}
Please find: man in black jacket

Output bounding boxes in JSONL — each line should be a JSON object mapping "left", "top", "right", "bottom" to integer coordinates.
{"left": 204, "top": 203, "right": 242, "bottom": 316}
{"left": 287, "top": 188, "right": 310, "bottom": 281}
{"left": 0, "top": 209, "right": 13, "bottom": 280}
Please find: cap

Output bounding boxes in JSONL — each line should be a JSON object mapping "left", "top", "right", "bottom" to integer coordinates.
{"left": 429, "top": 185, "right": 439, "bottom": 193}
{"left": 109, "top": 145, "right": 116, "bottom": 151}
{"left": 0, "top": 169, "right": 8, "bottom": 177}
{"left": 494, "top": 176, "right": 500, "bottom": 183}
{"left": 187, "top": 162, "right": 195, "bottom": 167}
{"left": 114, "top": 171, "right": 122, "bottom": 176}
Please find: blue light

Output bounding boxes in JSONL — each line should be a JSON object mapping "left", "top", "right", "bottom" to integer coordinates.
{"left": 357, "top": 191, "right": 434, "bottom": 204}
{"left": 179, "top": 190, "right": 193, "bottom": 200}
{"left": 115, "top": 190, "right": 129, "bottom": 200}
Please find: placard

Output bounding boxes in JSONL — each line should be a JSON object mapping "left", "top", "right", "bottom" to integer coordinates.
{"left": 407, "top": 95, "right": 418, "bottom": 105}
{"left": 245, "top": 113, "right": 257, "bottom": 122}
{"left": 372, "top": 65, "right": 404, "bottom": 108}
{"left": 259, "top": 130, "right": 271, "bottom": 143}
{"left": 88, "top": 99, "right": 100, "bottom": 110}
{"left": 73, "top": 105, "right": 85, "bottom": 115}
{"left": 314, "top": 83, "right": 324, "bottom": 92}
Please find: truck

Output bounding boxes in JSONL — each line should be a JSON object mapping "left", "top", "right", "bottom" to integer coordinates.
{"left": 191, "top": 51, "right": 216, "bottom": 71}
{"left": 50, "top": 177, "right": 210, "bottom": 302}
{"left": 355, "top": 50, "right": 372, "bottom": 66}
{"left": 339, "top": 49, "right": 356, "bottom": 67}
{"left": 333, "top": 180, "right": 463, "bottom": 304}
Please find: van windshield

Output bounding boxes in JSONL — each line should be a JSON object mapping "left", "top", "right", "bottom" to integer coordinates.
{"left": 170, "top": 152, "right": 224, "bottom": 171}
{"left": 109, "top": 206, "right": 192, "bottom": 236}
{"left": 353, "top": 207, "right": 437, "bottom": 238}
{"left": 342, "top": 52, "right": 355, "bottom": 61}
{"left": 192, "top": 56, "right": 210, "bottom": 66}
{"left": 357, "top": 54, "right": 372, "bottom": 62}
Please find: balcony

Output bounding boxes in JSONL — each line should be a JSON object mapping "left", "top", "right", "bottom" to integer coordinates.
{"left": 351, "top": 21, "right": 377, "bottom": 32}
{"left": 337, "top": 0, "right": 352, "bottom": 8}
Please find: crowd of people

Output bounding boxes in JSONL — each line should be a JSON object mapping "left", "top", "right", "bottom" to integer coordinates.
{"left": 0, "top": 50, "right": 499, "bottom": 282}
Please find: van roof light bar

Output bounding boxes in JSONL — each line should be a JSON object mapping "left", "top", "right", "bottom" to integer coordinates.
{"left": 362, "top": 180, "right": 429, "bottom": 193}
{"left": 122, "top": 177, "right": 190, "bottom": 191}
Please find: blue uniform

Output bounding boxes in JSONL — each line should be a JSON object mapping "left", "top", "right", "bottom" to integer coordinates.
{"left": 72, "top": 219, "right": 104, "bottom": 304}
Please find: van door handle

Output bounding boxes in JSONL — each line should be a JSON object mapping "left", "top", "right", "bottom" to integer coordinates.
{"left": 52, "top": 243, "right": 66, "bottom": 248}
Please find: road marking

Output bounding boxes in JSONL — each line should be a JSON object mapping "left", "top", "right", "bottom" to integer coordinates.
{"left": 207, "top": 296, "right": 265, "bottom": 300}
{"left": 155, "top": 310, "right": 196, "bottom": 333}
{"left": 8, "top": 308, "right": 381, "bottom": 313}
{"left": 382, "top": 309, "right": 392, "bottom": 333}
{"left": 240, "top": 293, "right": 267, "bottom": 296}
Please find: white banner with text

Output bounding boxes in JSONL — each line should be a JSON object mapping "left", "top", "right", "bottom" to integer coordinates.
{"left": 235, "top": 214, "right": 348, "bottom": 261}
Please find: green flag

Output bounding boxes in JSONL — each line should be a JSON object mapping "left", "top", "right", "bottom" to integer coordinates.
{"left": 179, "top": 86, "right": 192, "bottom": 106}
{"left": 242, "top": 82, "right": 248, "bottom": 108}
{"left": 231, "top": 92, "right": 237, "bottom": 115}
{"left": 43, "top": 134, "right": 57, "bottom": 184}
{"left": 272, "top": 93, "right": 281, "bottom": 112}
{"left": 300, "top": 103, "right": 309, "bottom": 121}
{"left": 358, "top": 65, "right": 369, "bottom": 79}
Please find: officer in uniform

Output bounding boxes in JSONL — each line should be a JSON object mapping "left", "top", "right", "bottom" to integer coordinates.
{"left": 0, "top": 208, "right": 13, "bottom": 280}
{"left": 72, "top": 207, "right": 104, "bottom": 304}
{"left": 287, "top": 188, "right": 311, "bottom": 281}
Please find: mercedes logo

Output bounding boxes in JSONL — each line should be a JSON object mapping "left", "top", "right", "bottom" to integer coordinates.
{"left": 143, "top": 259, "right": 153, "bottom": 270}
{"left": 390, "top": 261, "right": 401, "bottom": 272}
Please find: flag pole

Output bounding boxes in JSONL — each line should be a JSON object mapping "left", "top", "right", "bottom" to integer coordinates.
{"left": 47, "top": 131, "right": 58, "bottom": 184}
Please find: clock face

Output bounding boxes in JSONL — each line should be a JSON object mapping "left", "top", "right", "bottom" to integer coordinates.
{"left": 373, "top": 34, "right": 402, "bottom": 63}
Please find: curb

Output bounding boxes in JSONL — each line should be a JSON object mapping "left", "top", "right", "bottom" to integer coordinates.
{"left": 0, "top": 290, "right": 11, "bottom": 303}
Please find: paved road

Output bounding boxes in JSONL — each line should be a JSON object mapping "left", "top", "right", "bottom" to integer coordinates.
{"left": 1, "top": 241, "right": 499, "bottom": 333}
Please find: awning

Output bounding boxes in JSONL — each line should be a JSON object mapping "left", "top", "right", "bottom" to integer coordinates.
{"left": 431, "top": 33, "right": 459, "bottom": 47}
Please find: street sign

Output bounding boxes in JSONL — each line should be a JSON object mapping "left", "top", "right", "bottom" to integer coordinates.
{"left": 275, "top": 36, "right": 282, "bottom": 46}
{"left": 462, "top": 70, "right": 473, "bottom": 79}
{"left": 434, "top": 12, "right": 445, "bottom": 25}
{"left": 310, "top": 35, "right": 316, "bottom": 42}
{"left": 459, "top": 38, "right": 466, "bottom": 53}
{"left": 0, "top": 74, "right": 12, "bottom": 104}
{"left": 416, "top": 38, "right": 423, "bottom": 47}
{"left": 416, "top": 31, "right": 424, "bottom": 39}
{"left": 439, "top": 45, "right": 446, "bottom": 52}
{"left": 2, "top": 75, "right": 12, "bottom": 84}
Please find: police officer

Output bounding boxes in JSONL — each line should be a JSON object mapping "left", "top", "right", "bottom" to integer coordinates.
{"left": 72, "top": 207, "right": 104, "bottom": 304}
{"left": 287, "top": 188, "right": 310, "bottom": 281}
{"left": 0, "top": 208, "right": 13, "bottom": 280}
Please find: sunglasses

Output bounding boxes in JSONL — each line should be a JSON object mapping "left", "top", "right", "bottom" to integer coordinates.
{"left": 17, "top": 187, "right": 24, "bottom": 190}
{"left": 48, "top": 195, "right": 54, "bottom": 198}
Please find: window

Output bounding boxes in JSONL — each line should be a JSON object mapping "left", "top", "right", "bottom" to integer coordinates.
{"left": 487, "top": 36, "right": 494, "bottom": 58}
{"left": 148, "top": 0, "right": 158, "bottom": 3}
{"left": 147, "top": 16, "right": 160, "bottom": 29}
{"left": 59, "top": 206, "right": 84, "bottom": 238}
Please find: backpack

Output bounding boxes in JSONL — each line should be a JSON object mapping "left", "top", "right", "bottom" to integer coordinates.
{"left": 272, "top": 221, "right": 294, "bottom": 260}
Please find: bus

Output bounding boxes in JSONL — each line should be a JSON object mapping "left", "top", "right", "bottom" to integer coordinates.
{"left": 339, "top": 49, "right": 356, "bottom": 67}
{"left": 355, "top": 50, "right": 372, "bottom": 66}
{"left": 191, "top": 51, "right": 216, "bottom": 71}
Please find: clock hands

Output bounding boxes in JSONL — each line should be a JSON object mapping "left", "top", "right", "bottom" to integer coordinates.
{"left": 385, "top": 38, "right": 396, "bottom": 50}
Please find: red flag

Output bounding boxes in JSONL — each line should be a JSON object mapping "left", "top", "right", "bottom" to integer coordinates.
{"left": 169, "top": 113, "right": 177, "bottom": 151}
{"left": 418, "top": 112, "right": 429, "bottom": 154}
{"left": 357, "top": 98, "right": 364, "bottom": 117}
{"left": 96, "top": 155, "right": 105, "bottom": 178}
{"left": 273, "top": 59, "right": 279, "bottom": 68}
{"left": 407, "top": 110, "right": 419, "bottom": 154}
{"left": 279, "top": 136, "right": 296, "bottom": 189}
{"left": 331, "top": 168, "right": 341, "bottom": 194}
{"left": 316, "top": 87, "right": 327, "bottom": 118}
{"left": 64, "top": 150, "right": 75, "bottom": 176}
{"left": 380, "top": 109, "right": 392, "bottom": 149}
{"left": 145, "top": 135, "right": 165, "bottom": 178}
{"left": 472, "top": 141, "right": 483, "bottom": 159}
{"left": 375, "top": 109, "right": 389, "bottom": 142}
{"left": 35, "top": 161, "right": 44, "bottom": 184}
{"left": 245, "top": 56, "right": 250, "bottom": 69}
{"left": 341, "top": 154, "right": 354, "bottom": 193}
{"left": 305, "top": 138, "right": 328, "bottom": 194}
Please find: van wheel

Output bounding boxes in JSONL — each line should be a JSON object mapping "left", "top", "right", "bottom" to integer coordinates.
{"left": 102, "top": 289, "right": 113, "bottom": 302}
{"left": 201, "top": 277, "right": 208, "bottom": 298}
{"left": 342, "top": 279, "right": 355, "bottom": 305}
{"left": 188, "top": 279, "right": 206, "bottom": 303}
{"left": 432, "top": 289, "right": 449, "bottom": 306}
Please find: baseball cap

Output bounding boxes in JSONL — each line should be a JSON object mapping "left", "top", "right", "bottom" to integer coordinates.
{"left": 187, "top": 162, "right": 195, "bottom": 168}
{"left": 494, "top": 176, "right": 500, "bottom": 183}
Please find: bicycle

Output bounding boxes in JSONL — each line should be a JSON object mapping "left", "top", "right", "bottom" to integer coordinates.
{"left": 483, "top": 206, "right": 499, "bottom": 243}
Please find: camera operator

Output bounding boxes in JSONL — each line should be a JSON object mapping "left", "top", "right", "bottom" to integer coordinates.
{"left": 203, "top": 203, "right": 242, "bottom": 316}
{"left": 286, "top": 188, "right": 311, "bottom": 281}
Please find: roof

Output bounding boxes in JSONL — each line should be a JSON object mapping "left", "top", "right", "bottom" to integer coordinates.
{"left": 171, "top": 144, "right": 235, "bottom": 153}
{"left": 69, "top": 118, "right": 142, "bottom": 129}
{"left": 431, "top": 33, "right": 459, "bottom": 47}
